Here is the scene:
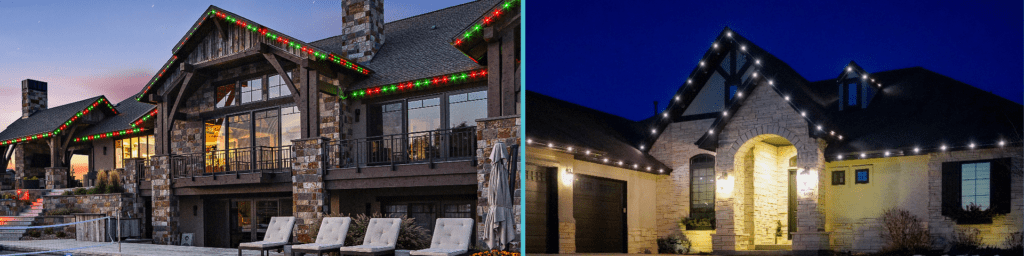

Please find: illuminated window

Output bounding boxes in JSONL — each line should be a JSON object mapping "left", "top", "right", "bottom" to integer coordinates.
{"left": 961, "top": 162, "right": 990, "bottom": 210}
{"left": 855, "top": 169, "right": 869, "bottom": 184}
{"left": 114, "top": 135, "right": 155, "bottom": 169}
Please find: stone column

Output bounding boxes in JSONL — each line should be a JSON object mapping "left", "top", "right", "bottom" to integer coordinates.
{"left": 475, "top": 116, "right": 520, "bottom": 250}
{"left": 44, "top": 167, "right": 68, "bottom": 189}
{"left": 150, "top": 155, "right": 178, "bottom": 245}
{"left": 123, "top": 158, "right": 140, "bottom": 194}
{"left": 291, "top": 137, "right": 326, "bottom": 243}
{"left": 791, "top": 140, "right": 829, "bottom": 256}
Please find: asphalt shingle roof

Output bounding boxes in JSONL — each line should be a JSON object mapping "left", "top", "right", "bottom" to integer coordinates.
{"left": 77, "top": 96, "right": 155, "bottom": 138}
{"left": 526, "top": 90, "right": 672, "bottom": 173}
{"left": 0, "top": 96, "right": 105, "bottom": 142}
{"left": 310, "top": 0, "right": 496, "bottom": 90}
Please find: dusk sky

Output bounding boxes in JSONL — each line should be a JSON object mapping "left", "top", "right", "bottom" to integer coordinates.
{"left": 0, "top": 0, "right": 473, "bottom": 172}
{"left": 528, "top": 0, "right": 1023, "bottom": 121}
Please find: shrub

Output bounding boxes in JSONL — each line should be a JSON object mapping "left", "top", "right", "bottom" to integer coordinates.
{"left": 45, "top": 207, "right": 83, "bottom": 216}
{"left": 91, "top": 170, "right": 108, "bottom": 194}
{"left": 106, "top": 170, "right": 122, "bottom": 194}
{"left": 657, "top": 235, "right": 686, "bottom": 254}
{"left": 26, "top": 229, "right": 40, "bottom": 238}
{"left": 679, "top": 216, "right": 715, "bottom": 230}
{"left": 344, "top": 213, "right": 430, "bottom": 250}
{"left": 951, "top": 227, "right": 982, "bottom": 252}
{"left": 62, "top": 190, "right": 74, "bottom": 196}
{"left": 1005, "top": 232, "right": 1023, "bottom": 250}
{"left": 73, "top": 188, "right": 88, "bottom": 195}
{"left": 24, "top": 176, "right": 39, "bottom": 181}
{"left": 43, "top": 227, "right": 54, "bottom": 235}
{"left": 878, "top": 208, "right": 930, "bottom": 254}
{"left": 952, "top": 202, "right": 998, "bottom": 224}
{"left": 55, "top": 231, "right": 66, "bottom": 238}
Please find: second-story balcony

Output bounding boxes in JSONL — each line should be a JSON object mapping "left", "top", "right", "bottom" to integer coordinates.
{"left": 325, "top": 127, "right": 477, "bottom": 171}
{"left": 170, "top": 145, "right": 293, "bottom": 187}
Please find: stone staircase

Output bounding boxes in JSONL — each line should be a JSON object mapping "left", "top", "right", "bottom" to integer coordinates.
{"left": 0, "top": 197, "right": 45, "bottom": 240}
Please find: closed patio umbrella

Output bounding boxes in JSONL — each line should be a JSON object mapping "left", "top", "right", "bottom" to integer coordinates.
{"left": 484, "top": 142, "right": 515, "bottom": 250}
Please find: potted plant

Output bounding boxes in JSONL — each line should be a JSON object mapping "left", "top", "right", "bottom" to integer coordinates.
{"left": 21, "top": 176, "right": 40, "bottom": 189}
{"left": 952, "top": 203, "right": 998, "bottom": 224}
{"left": 680, "top": 216, "right": 716, "bottom": 230}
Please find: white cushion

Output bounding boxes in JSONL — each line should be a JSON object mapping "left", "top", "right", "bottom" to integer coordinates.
{"left": 338, "top": 244, "right": 394, "bottom": 253}
{"left": 292, "top": 243, "right": 344, "bottom": 251}
{"left": 426, "top": 218, "right": 473, "bottom": 251}
{"left": 239, "top": 241, "right": 287, "bottom": 249}
{"left": 263, "top": 216, "right": 295, "bottom": 244}
{"left": 409, "top": 248, "right": 467, "bottom": 256}
{"left": 314, "top": 217, "right": 351, "bottom": 245}
{"left": 361, "top": 218, "right": 401, "bottom": 248}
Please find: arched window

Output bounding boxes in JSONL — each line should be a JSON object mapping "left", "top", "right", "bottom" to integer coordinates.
{"left": 690, "top": 154, "right": 716, "bottom": 219}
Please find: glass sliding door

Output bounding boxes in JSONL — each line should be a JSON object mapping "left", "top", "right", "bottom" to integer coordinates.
{"left": 205, "top": 118, "right": 228, "bottom": 173}
{"left": 407, "top": 97, "right": 441, "bottom": 162}
{"left": 254, "top": 109, "right": 281, "bottom": 170}
{"left": 227, "top": 114, "right": 252, "bottom": 172}
{"left": 447, "top": 91, "right": 486, "bottom": 158}
{"left": 280, "top": 106, "right": 300, "bottom": 146}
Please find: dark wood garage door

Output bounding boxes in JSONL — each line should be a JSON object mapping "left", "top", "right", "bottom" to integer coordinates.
{"left": 573, "top": 174, "right": 626, "bottom": 253}
{"left": 525, "top": 166, "right": 557, "bottom": 254}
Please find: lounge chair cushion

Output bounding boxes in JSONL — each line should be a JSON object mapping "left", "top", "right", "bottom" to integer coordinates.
{"left": 238, "top": 241, "right": 288, "bottom": 249}
{"left": 338, "top": 244, "right": 394, "bottom": 253}
{"left": 264, "top": 216, "right": 296, "bottom": 243}
{"left": 409, "top": 248, "right": 467, "bottom": 256}
{"left": 425, "top": 218, "right": 473, "bottom": 251}
{"left": 314, "top": 217, "right": 351, "bottom": 245}
{"left": 292, "top": 242, "right": 344, "bottom": 251}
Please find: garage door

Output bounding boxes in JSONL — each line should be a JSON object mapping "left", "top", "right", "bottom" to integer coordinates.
{"left": 573, "top": 174, "right": 625, "bottom": 253}
{"left": 525, "top": 166, "right": 557, "bottom": 254}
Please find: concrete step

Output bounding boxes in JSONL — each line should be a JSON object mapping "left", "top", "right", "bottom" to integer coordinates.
{"left": 17, "top": 213, "right": 38, "bottom": 217}
{"left": 0, "top": 232, "right": 24, "bottom": 241}
{"left": 23, "top": 209, "right": 41, "bottom": 214}
{"left": 0, "top": 221, "right": 34, "bottom": 226}
{"left": 30, "top": 205, "right": 42, "bottom": 210}
{"left": 0, "top": 229, "right": 27, "bottom": 234}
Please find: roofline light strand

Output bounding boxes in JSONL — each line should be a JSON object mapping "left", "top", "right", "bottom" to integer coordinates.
{"left": 1, "top": 98, "right": 116, "bottom": 146}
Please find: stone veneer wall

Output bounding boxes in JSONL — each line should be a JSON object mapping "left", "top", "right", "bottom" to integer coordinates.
{"left": 0, "top": 200, "right": 27, "bottom": 216}
{"left": 649, "top": 119, "right": 716, "bottom": 238}
{"left": 44, "top": 167, "right": 68, "bottom": 189}
{"left": 15, "top": 143, "right": 49, "bottom": 189}
{"left": 43, "top": 193, "right": 137, "bottom": 218}
{"left": 149, "top": 155, "right": 178, "bottom": 245}
{"left": 681, "top": 230, "right": 716, "bottom": 253}
{"left": 475, "top": 116, "right": 520, "bottom": 250}
{"left": 559, "top": 222, "right": 575, "bottom": 253}
{"left": 927, "top": 148, "right": 1023, "bottom": 249}
{"left": 291, "top": 137, "right": 325, "bottom": 243}
{"left": 341, "top": 0, "right": 385, "bottom": 63}
{"left": 712, "top": 82, "right": 827, "bottom": 252}
{"left": 629, "top": 227, "right": 658, "bottom": 253}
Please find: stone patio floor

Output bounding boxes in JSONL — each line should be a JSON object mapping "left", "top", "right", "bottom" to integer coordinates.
{"left": 0, "top": 239, "right": 289, "bottom": 256}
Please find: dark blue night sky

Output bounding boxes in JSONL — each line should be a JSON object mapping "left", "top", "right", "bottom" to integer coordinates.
{"left": 527, "top": 0, "right": 1023, "bottom": 121}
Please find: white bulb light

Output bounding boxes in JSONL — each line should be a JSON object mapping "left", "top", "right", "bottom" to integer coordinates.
{"left": 830, "top": 131, "right": 835, "bottom": 135}
{"left": 884, "top": 151, "right": 890, "bottom": 157}
{"left": 618, "top": 161, "right": 623, "bottom": 166}
{"left": 768, "top": 80, "right": 774, "bottom": 85}
{"left": 687, "top": 79, "right": 693, "bottom": 84}
{"left": 646, "top": 166, "right": 651, "bottom": 171}
{"left": 651, "top": 129, "right": 656, "bottom": 134}
{"left": 663, "top": 113, "right": 668, "bottom": 118}
{"left": 548, "top": 143, "right": 553, "bottom": 148}
{"left": 862, "top": 74, "right": 868, "bottom": 80}
{"left": 941, "top": 145, "right": 947, "bottom": 151}
{"left": 726, "top": 31, "right": 732, "bottom": 37}
{"left": 871, "top": 79, "right": 875, "bottom": 82}
{"left": 675, "top": 95, "right": 680, "bottom": 101}
{"left": 752, "top": 72, "right": 758, "bottom": 78}
{"left": 659, "top": 169, "right": 664, "bottom": 173}
{"left": 817, "top": 125, "right": 823, "bottom": 130}
{"left": 838, "top": 155, "right": 843, "bottom": 160}
{"left": 838, "top": 135, "right": 843, "bottom": 140}
{"left": 700, "top": 61, "right": 706, "bottom": 67}
{"left": 914, "top": 147, "right": 920, "bottom": 153}
{"left": 527, "top": 139, "right": 532, "bottom": 144}
{"left": 633, "top": 164, "right": 638, "bottom": 169}
{"left": 969, "top": 143, "right": 975, "bottom": 149}
{"left": 846, "top": 67, "right": 852, "bottom": 72}
{"left": 801, "top": 111, "right": 806, "bottom": 117}
{"left": 713, "top": 43, "right": 719, "bottom": 49}
{"left": 640, "top": 145, "right": 645, "bottom": 150}
{"left": 709, "top": 129, "right": 715, "bottom": 134}
{"left": 737, "top": 92, "right": 743, "bottom": 97}
{"left": 567, "top": 146, "right": 573, "bottom": 151}
{"left": 784, "top": 96, "right": 790, "bottom": 101}
{"left": 740, "top": 45, "right": 747, "bottom": 51}
{"left": 860, "top": 153, "right": 866, "bottom": 158}
{"left": 999, "top": 140, "right": 1005, "bottom": 146}
{"left": 585, "top": 150, "right": 591, "bottom": 155}
{"left": 603, "top": 158, "right": 608, "bottom": 163}
{"left": 755, "top": 59, "right": 761, "bottom": 65}
{"left": 723, "top": 111, "right": 728, "bottom": 116}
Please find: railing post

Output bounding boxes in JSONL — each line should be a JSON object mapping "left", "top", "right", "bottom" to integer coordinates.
{"left": 472, "top": 128, "right": 478, "bottom": 167}
{"left": 428, "top": 131, "right": 435, "bottom": 169}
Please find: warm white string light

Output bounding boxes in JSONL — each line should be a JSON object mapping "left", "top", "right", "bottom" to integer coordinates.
{"left": 527, "top": 139, "right": 669, "bottom": 173}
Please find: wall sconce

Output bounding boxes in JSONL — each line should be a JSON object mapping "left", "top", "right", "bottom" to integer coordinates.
{"left": 798, "top": 167, "right": 817, "bottom": 197}
{"left": 561, "top": 168, "right": 575, "bottom": 186}
{"left": 717, "top": 172, "right": 733, "bottom": 198}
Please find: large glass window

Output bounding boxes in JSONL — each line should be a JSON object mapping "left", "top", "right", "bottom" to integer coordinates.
{"left": 382, "top": 103, "right": 403, "bottom": 136}
{"left": 241, "top": 78, "right": 263, "bottom": 104}
{"left": 216, "top": 84, "right": 237, "bottom": 108}
{"left": 961, "top": 162, "right": 991, "bottom": 210}
{"left": 268, "top": 73, "right": 292, "bottom": 99}
{"left": 690, "top": 154, "right": 715, "bottom": 220}
{"left": 254, "top": 109, "right": 280, "bottom": 148}
{"left": 114, "top": 135, "right": 155, "bottom": 169}
{"left": 448, "top": 91, "right": 487, "bottom": 129}
{"left": 407, "top": 97, "right": 441, "bottom": 133}
{"left": 280, "top": 106, "right": 300, "bottom": 146}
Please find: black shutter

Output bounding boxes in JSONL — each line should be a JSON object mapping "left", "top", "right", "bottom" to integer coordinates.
{"left": 940, "top": 162, "right": 962, "bottom": 217}
{"left": 990, "top": 158, "right": 1012, "bottom": 214}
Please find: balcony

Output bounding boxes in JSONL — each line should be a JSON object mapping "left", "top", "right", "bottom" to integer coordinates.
{"left": 170, "top": 146, "right": 293, "bottom": 187}
{"left": 325, "top": 127, "right": 477, "bottom": 171}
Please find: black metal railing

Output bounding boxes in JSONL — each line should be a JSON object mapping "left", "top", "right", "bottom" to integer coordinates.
{"left": 325, "top": 127, "right": 477, "bottom": 169}
{"left": 134, "top": 159, "right": 150, "bottom": 182}
{"left": 171, "top": 145, "right": 293, "bottom": 179}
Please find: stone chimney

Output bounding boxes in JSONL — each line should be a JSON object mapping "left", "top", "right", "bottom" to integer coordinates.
{"left": 341, "top": 0, "right": 384, "bottom": 63}
{"left": 21, "top": 79, "right": 47, "bottom": 119}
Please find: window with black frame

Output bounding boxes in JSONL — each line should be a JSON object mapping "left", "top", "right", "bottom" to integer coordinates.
{"left": 365, "top": 89, "right": 487, "bottom": 165}
{"left": 203, "top": 106, "right": 300, "bottom": 173}
{"left": 690, "top": 154, "right": 715, "bottom": 222}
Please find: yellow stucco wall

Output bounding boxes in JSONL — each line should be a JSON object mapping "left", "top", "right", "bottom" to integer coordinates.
{"left": 526, "top": 146, "right": 661, "bottom": 253}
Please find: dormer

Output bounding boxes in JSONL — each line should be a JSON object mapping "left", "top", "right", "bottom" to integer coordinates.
{"left": 837, "top": 61, "right": 878, "bottom": 111}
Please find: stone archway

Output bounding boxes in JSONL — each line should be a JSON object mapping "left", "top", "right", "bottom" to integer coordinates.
{"left": 712, "top": 124, "right": 828, "bottom": 253}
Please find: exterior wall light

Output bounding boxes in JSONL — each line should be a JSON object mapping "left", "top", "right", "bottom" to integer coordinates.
{"left": 561, "top": 168, "right": 574, "bottom": 186}
{"left": 717, "top": 172, "right": 734, "bottom": 199}
{"left": 798, "top": 168, "right": 818, "bottom": 197}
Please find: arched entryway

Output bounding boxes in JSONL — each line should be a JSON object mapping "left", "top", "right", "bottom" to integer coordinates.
{"left": 732, "top": 134, "right": 797, "bottom": 249}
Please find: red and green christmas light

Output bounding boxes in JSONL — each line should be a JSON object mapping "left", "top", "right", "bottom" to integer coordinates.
{"left": 74, "top": 127, "right": 148, "bottom": 143}
{"left": 1, "top": 98, "right": 116, "bottom": 146}
{"left": 452, "top": 0, "right": 521, "bottom": 47}
{"left": 342, "top": 69, "right": 488, "bottom": 100}
{"left": 131, "top": 108, "right": 159, "bottom": 128}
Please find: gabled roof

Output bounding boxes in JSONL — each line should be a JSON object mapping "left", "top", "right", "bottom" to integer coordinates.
{"left": 76, "top": 95, "right": 156, "bottom": 141}
{"left": 526, "top": 90, "right": 672, "bottom": 174}
{"left": 636, "top": 28, "right": 836, "bottom": 152}
{"left": 0, "top": 96, "right": 117, "bottom": 144}
{"left": 311, "top": 0, "right": 499, "bottom": 90}
{"left": 823, "top": 67, "right": 1023, "bottom": 159}
{"left": 138, "top": 5, "right": 372, "bottom": 103}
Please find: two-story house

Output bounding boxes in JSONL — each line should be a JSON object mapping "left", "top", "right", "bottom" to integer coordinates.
{"left": 0, "top": 0, "right": 520, "bottom": 249}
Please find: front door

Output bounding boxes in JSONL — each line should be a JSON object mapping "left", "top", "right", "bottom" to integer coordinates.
{"left": 788, "top": 169, "right": 797, "bottom": 239}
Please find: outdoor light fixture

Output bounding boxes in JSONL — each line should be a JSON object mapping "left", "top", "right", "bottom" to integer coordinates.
{"left": 798, "top": 168, "right": 818, "bottom": 197}
{"left": 817, "top": 125, "right": 823, "bottom": 130}
{"left": 717, "top": 173, "right": 734, "bottom": 198}
{"left": 709, "top": 129, "right": 714, "bottom": 134}
{"left": 700, "top": 61, "right": 706, "bottom": 67}
{"left": 837, "top": 155, "right": 843, "bottom": 160}
{"left": 561, "top": 168, "right": 575, "bottom": 186}
{"left": 740, "top": 45, "right": 747, "bottom": 51}
{"left": 713, "top": 43, "right": 719, "bottom": 49}
{"left": 640, "top": 145, "right": 645, "bottom": 150}
{"left": 737, "top": 92, "right": 743, "bottom": 97}
{"left": 860, "top": 153, "right": 866, "bottom": 158}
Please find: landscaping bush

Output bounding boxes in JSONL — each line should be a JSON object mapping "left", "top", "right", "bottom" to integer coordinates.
{"left": 878, "top": 208, "right": 929, "bottom": 254}
{"left": 73, "top": 188, "right": 88, "bottom": 195}
{"left": 951, "top": 227, "right": 982, "bottom": 252}
{"left": 43, "top": 227, "right": 54, "bottom": 235}
{"left": 26, "top": 229, "right": 40, "bottom": 238}
{"left": 91, "top": 170, "right": 108, "bottom": 194}
{"left": 1005, "top": 231, "right": 1023, "bottom": 251}
{"left": 657, "top": 235, "right": 687, "bottom": 254}
{"left": 344, "top": 213, "right": 430, "bottom": 250}
{"left": 55, "top": 231, "right": 66, "bottom": 238}
{"left": 679, "top": 216, "right": 715, "bottom": 230}
{"left": 106, "top": 170, "right": 122, "bottom": 194}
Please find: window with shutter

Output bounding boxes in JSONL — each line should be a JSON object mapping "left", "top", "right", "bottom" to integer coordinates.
{"left": 941, "top": 158, "right": 1012, "bottom": 224}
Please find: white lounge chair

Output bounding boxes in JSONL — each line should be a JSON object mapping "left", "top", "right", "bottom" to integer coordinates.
{"left": 292, "top": 217, "right": 352, "bottom": 256}
{"left": 410, "top": 218, "right": 474, "bottom": 256}
{"left": 339, "top": 218, "right": 401, "bottom": 256}
{"left": 238, "top": 216, "right": 295, "bottom": 256}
